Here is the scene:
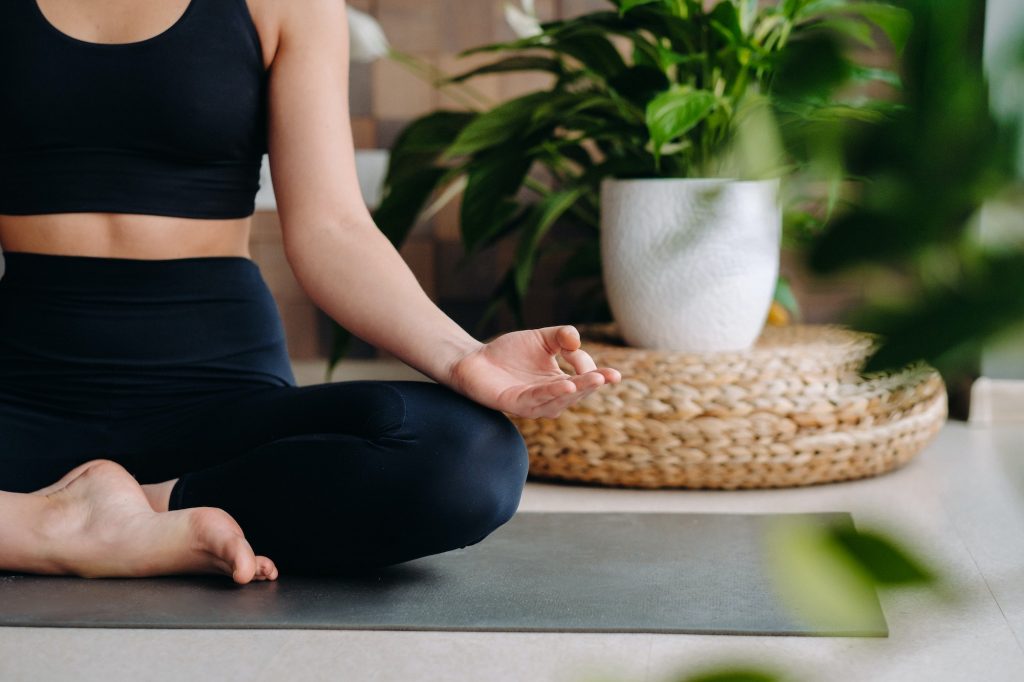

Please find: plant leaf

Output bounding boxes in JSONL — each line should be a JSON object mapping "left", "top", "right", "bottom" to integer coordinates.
{"left": 737, "top": 0, "right": 759, "bottom": 33}
{"left": 460, "top": 151, "right": 534, "bottom": 253}
{"left": 478, "top": 269, "right": 526, "bottom": 333}
{"left": 772, "top": 31, "right": 851, "bottom": 100}
{"left": 446, "top": 56, "right": 563, "bottom": 83}
{"left": 681, "top": 670, "right": 782, "bottom": 682}
{"left": 645, "top": 87, "right": 717, "bottom": 160}
{"left": 458, "top": 33, "right": 551, "bottom": 58}
{"left": 554, "top": 239, "right": 602, "bottom": 284}
{"left": 829, "top": 527, "right": 935, "bottom": 586}
{"left": 530, "top": 91, "right": 624, "bottom": 129}
{"left": 849, "top": 2, "right": 912, "bottom": 51}
{"left": 849, "top": 65, "right": 902, "bottom": 88}
{"left": 553, "top": 28, "right": 628, "bottom": 78}
{"left": 626, "top": 6, "right": 701, "bottom": 54}
{"left": 569, "top": 9, "right": 691, "bottom": 67}
{"left": 388, "top": 111, "right": 476, "bottom": 157}
{"left": 773, "top": 277, "right": 801, "bottom": 319}
{"left": 708, "top": 1, "right": 745, "bottom": 48}
{"left": 766, "top": 517, "right": 888, "bottom": 634}
{"left": 797, "top": 1, "right": 912, "bottom": 51}
{"left": 469, "top": 204, "right": 535, "bottom": 254}
{"left": 814, "top": 17, "right": 877, "bottom": 49}
{"left": 608, "top": 65, "right": 671, "bottom": 107}
{"left": 386, "top": 111, "right": 475, "bottom": 184}
{"left": 618, "top": 0, "right": 665, "bottom": 15}
{"left": 783, "top": 0, "right": 814, "bottom": 20}
{"left": 373, "top": 166, "right": 448, "bottom": 246}
{"left": 445, "top": 91, "right": 551, "bottom": 158}
{"left": 854, "top": 251, "right": 1024, "bottom": 373}
{"left": 513, "top": 187, "right": 587, "bottom": 297}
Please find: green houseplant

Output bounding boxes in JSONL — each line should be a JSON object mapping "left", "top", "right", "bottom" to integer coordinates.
{"left": 330, "top": 0, "right": 909, "bottom": 368}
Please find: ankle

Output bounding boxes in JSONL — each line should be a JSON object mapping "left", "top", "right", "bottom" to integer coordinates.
{"left": 31, "top": 493, "right": 85, "bottom": 575}
{"left": 142, "top": 479, "right": 178, "bottom": 513}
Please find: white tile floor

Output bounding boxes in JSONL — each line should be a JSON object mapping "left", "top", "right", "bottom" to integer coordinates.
{"left": 1, "top": 361, "right": 1022, "bottom": 682}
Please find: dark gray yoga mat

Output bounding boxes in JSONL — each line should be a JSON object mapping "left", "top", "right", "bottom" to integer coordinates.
{"left": 0, "top": 512, "right": 887, "bottom": 636}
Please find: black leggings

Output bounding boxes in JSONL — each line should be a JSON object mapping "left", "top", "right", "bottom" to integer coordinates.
{"left": 0, "top": 251, "right": 530, "bottom": 574}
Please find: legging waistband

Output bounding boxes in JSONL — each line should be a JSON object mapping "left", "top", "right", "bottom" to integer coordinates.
{"left": 0, "top": 250, "right": 297, "bottom": 415}
{"left": 0, "top": 250, "right": 262, "bottom": 298}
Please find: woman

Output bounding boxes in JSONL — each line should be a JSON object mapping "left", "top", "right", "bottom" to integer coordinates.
{"left": 0, "top": 0, "right": 620, "bottom": 584}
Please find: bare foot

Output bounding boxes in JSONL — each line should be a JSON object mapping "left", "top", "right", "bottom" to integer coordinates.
{"left": 141, "top": 479, "right": 177, "bottom": 513}
{"left": 37, "top": 460, "right": 278, "bottom": 584}
{"left": 36, "top": 466, "right": 208, "bottom": 522}
{"left": 30, "top": 460, "right": 107, "bottom": 497}
{"left": 34, "top": 463, "right": 175, "bottom": 515}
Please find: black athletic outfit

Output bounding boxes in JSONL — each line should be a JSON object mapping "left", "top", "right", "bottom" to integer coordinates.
{"left": 0, "top": 0, "right": 529, "bottom": 574}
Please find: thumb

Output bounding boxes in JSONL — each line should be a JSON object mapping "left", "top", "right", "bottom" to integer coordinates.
{"left": 540, "top": 325, "right": 580, "bottom": 354}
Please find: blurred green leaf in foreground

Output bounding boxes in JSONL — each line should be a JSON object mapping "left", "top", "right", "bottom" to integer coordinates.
{"left": 765, "top": 516, "right": 940, "bottom": 636}
{"left": 807, "top": 0, "right": 1024, "bottom": 374}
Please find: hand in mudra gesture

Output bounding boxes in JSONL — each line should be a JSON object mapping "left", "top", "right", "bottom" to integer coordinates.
{"left": 446, "top": 325, "right": 622, "bottom": 419}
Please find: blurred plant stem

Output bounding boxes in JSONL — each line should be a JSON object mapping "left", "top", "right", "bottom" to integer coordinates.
{"left": 385, "top": 48, "right": 493, "bottom": 111}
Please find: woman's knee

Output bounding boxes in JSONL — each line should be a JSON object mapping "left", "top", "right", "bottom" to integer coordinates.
{"left": 467, "top": 413, "right": 529, "bottom": 528}
{"left": 441, "top": 409, "right": 527, "bottom": 521}
{"left": 397, "top": 381, "right": 527, "bottom": 460}
{"left": 441, "top": 396, "right": 527, "bottom": 480}
{"left": 400, "top": 384, "right": 530, "bottom": 537}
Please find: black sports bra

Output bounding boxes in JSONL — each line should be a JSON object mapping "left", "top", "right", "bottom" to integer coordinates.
{"left": 0, "top": 0, "right": 269, "bottom": 219}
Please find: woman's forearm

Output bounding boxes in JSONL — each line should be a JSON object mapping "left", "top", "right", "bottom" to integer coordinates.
{"left": 283, "top": 219, "right": 485, "bottom": 386}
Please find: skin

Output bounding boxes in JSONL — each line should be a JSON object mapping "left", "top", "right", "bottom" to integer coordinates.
{"left": 0, "top": 0, "right": 622, "bottom": 584}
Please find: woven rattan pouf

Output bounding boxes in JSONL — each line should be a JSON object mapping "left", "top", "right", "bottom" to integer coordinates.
{"left": 508, "top": 322, "right": 948, "bottom": 489}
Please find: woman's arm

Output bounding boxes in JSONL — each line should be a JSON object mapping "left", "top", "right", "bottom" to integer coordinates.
{"left": 265, "top": 1, "right": 620, "bottom": 417}
{"left": 265, "top": 0, "right": 479, "bottom": 386}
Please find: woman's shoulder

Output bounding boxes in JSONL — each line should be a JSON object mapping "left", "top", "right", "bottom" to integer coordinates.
{"left": 247, "top": 0, "right": 349, "bottom": 70}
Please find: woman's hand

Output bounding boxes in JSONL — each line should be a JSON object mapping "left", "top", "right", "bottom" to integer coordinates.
{"left": 444, "top": 325, "right": 622, "bottom": 419}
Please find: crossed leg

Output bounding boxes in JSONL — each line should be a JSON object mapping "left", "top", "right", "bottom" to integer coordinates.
{"left": 2, "top": 379, "right": 529, "bottom": 582}
{"left": 142, "top": 380, "right": 531, "bottom": 575}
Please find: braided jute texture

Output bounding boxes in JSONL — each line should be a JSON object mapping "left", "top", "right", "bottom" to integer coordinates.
{"left": 507, "top": 323, "right": 948, "bottom": 489}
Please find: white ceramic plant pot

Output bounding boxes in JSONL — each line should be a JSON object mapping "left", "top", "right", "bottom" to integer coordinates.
{"left": 600, "top": 177, "right": 782, "bottom": 352}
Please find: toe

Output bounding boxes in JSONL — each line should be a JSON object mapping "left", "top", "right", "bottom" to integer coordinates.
{"left": 188, "top": 507, "right": 260, "bottom": 584}
{"left": 226, "top": 536, "right": 257, "bottom": 585}
{"left": 255, "top": 556, "right": 279, "bottom": 581}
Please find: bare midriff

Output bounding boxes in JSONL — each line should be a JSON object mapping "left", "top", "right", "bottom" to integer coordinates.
{"left": 0, "top": 213, "right": 253, "bottom": 260}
